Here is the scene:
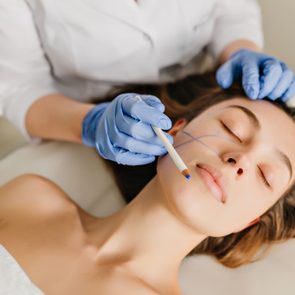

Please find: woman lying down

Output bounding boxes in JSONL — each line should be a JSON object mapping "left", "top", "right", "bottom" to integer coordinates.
{"left": 1, "top": 73, "right": 295, "bottom": 295}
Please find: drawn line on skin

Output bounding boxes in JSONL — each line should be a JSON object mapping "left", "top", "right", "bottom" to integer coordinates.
{"left": 174, "top": 134, "right": 218, "bottom": 155}
{"left": 173, "top": 130, "right": 235, "bottom": 156}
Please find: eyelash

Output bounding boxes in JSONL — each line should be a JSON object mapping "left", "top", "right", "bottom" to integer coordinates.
{"left": 220, "top": 121, "right": 242, "bottom": 143}
{"left": 220, "top": 121, "right": 271, "bottom": 189}
{"left": 258, "top": 167, "right": 271, "bottom": 188}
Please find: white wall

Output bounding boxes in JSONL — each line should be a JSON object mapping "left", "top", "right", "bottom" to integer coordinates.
{"left": 258, "top": 0, "right": 295, "bottom": 70}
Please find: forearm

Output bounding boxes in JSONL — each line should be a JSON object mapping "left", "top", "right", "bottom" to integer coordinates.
{"left": 25, "top": 93, "right": 95, "bottom": 143}
{"left": 218, "top": 39, "right": 262, "bottom": 64}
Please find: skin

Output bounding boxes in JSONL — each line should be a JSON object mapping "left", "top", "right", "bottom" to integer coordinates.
{"left": 218, "top": 39, "right": 260, "bottom": 64}
{"left": 2, "top": 97, "right": 294, "bottom": 294}
{"left": 25, "top": 40, "right": 260, "bottom": 142}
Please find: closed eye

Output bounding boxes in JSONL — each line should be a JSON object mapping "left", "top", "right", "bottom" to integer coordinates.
{"left": 221, "top": 121, "right": 272, "bottom": 190}
{"left": 220, "top": 121, "right": 242, "bottom": 143}
{"left": 258, "top": 166, "right": 271, "bottom": 189}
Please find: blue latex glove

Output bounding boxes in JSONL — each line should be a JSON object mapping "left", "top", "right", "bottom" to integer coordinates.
{"left": 82, "top": 93, "right": 173, "bottom": 165}
{"left": 216, "top": 49, "right": 295, "bottom": 101}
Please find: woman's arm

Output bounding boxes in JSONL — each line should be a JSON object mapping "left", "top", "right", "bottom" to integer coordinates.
{"left": 218, "top": 39, "right": 261, "bottom": 64}
{"left": 25, "top": 94, "right": 95, "bottom": 143}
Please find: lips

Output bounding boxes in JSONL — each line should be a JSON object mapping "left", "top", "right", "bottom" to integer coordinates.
{"left": 196, "top": 163, "right": 226, "bottom": 204}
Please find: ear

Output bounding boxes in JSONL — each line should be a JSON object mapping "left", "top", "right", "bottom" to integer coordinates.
{"left": 232, "top": 217, "right": 260, "bottom": 234}
{"left": 167, "top": 118, "right": 188, "bottom": 136}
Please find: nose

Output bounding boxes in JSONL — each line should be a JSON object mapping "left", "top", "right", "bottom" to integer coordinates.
{"left": 221, "top": 152, "right": 249, "bottom": 176}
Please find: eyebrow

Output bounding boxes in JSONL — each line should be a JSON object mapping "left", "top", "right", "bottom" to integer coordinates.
{"left": 226, "top": 105, "right": 293, "bottom": 182}
{"left": 227, "top": 105, "right": 260, "bottom": 129}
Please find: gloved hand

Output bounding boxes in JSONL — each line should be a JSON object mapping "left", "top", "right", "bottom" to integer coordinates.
{"left": 82, "top": 93, "right": 173, "bottom": 165}
{"left": 216, "top": 49, "right": 295, "bottom": 101}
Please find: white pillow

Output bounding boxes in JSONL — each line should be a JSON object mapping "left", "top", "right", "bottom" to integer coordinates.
{"left": 0, "top": 141, "right": 125, "bottom": 216}
{"left": 287, "top": 95, "right": 295, "bottom": 107}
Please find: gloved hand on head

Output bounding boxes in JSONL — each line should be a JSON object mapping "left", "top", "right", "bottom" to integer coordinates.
{"left": 82, "top": 93, "right": 173, "bottom": 166}
{"left": 216, "top": 49, "right": 295, "bottom": 102}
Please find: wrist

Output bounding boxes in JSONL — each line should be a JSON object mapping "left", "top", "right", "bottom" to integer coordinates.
{"left": 81, "top": 102, "right": 110, "bottom": 147}
{"left": 219, "top": 39, "right": 262, "bottom": 64}
{"left": 73, "top": 103, "right": 96, "bottom": 144}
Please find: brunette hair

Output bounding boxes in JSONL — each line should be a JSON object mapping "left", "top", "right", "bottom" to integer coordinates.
{"left": 109, "top": 72, "right": 295, "bottom": 268}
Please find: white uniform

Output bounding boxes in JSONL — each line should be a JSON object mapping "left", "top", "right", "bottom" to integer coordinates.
{"left": 0, "top": 0, "right": 263, "bottom": 139}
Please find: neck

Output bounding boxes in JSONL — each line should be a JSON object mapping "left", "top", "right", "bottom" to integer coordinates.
{"left": 82, "top": 176, "right": 206, "bottom": 289}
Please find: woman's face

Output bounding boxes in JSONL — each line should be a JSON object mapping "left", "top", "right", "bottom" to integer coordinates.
{"left": 157, "top": 98, "right": 295, "bottom": 237}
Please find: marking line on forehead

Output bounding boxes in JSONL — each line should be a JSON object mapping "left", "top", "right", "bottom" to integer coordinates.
{"left": 225, "top": 104, "right": 293, "bottom": 183}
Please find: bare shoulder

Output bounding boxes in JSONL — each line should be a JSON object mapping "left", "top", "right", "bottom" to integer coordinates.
{"left": 0, "top": 174, "right": 76, "bottom": 224}
{"left": 1, "top": 174, "right": 63, "bottom": 195}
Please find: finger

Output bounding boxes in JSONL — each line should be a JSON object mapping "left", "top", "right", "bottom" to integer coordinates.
{"left": 115, "top": 149, "right": 156, "bottom": 166}
{"left": 281, "top": 77, "right": 295, "bottom": 102}
{"left": 115, "top": 104, "right": 173, "bottom": 145}
{"left": 258, "top": 59, "right": 283, "bottom": 99}
{"left": 112, "top": 131, "right": 168, "bottom": 156}
{"left": 95, "top": 128, "right": 159, "bottom": 165}
{"left": 241, "top": 59, "right": 260, "bottom": 99}
{"left": 122, "top": 96, "right": 172, "bottom": 130}
{"left": 216, "top": 60, "right": 235, "bottom": 89}
{"left": 268, "top": 63, "right": 293, "bottom": 100}
{"left": 116, "top": 115, "right": 173, "bottom": 146}
{"left": 140, "top": 94, "right": 165, "bottom": 113}
{"left": 116, "top": 106, "right": 157, "bottom": 141}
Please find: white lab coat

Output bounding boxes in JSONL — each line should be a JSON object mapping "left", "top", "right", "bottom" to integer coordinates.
{"left": 0, "top": 0, "right": 263, "bottom": 139}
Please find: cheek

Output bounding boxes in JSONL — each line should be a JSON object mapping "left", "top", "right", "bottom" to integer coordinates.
{"left": 157, "top": 151, "right": 193, "bottom": 205}
{"left": 177, "top": 121, "right": 233, "bottom": 156}
{"left": 219, "top": 182, "right": 276, "bottom": 233}
{"left": 157, "top": 153, "right": 234, "bottom": 236}
{"left": 157, "top": 153, "right": 202, "bottom": 227}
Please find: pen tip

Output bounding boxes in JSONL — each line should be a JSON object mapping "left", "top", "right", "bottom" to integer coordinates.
{"left": 181, "top": 169, "right": 191, "bottom": 180}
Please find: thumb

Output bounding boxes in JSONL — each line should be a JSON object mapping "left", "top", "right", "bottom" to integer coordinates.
{"left": 216, "top": 60, "right": 235, "bottom": 89}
